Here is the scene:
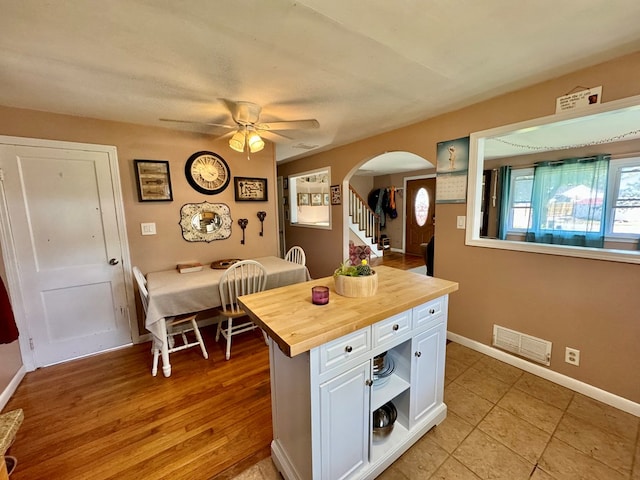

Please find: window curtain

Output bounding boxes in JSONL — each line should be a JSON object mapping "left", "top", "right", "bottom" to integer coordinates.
{"left": 525, "top": 155, "right": 609, "bottom": 247}
{"left": 497, "top": 165, "right": 511, "bottom": 239}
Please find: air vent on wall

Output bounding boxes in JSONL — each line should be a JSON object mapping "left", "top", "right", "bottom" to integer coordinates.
{"left": 492, "top": 325, "right": 551, "bottom": 366}
{"left": 292, "top": 143, "right": 319, "bottom": 150}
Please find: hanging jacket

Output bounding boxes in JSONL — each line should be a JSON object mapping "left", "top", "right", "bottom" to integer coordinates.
{"left": 0, "top": 278, "right": 19, "bottom": 344}
{"left": 376, "top": 188, "right": 386, "bottom": 228}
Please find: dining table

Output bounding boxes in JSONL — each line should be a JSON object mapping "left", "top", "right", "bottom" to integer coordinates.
{"left": 144, "top": 255, "right": 310, "bottom": 376}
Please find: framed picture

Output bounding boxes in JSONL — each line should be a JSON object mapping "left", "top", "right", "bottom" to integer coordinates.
{"left": 311, "top": 193, "right": 322, "bottom": 206}
{"left": 436, "top": 136, "right": 470, "bottom": 174}
{"left": 134, "top": 159, "right": 173, "bottom": 202}
{"left": 234, "top": 177, "right": 268, "bottom": 201}
{"left": 298, "top": 193, "right": 310, "bottom": 206}
{"left": 283, "top": 177, "right": 289, "bottom": 189}
{"left": 436, "top": 136, "right": 470, "bottom": 203}
{"left": 330, "top": 184, "right": 341, "bottom": 205}
{"left": 323, "top": 193, "right": 330, "bottom": 206}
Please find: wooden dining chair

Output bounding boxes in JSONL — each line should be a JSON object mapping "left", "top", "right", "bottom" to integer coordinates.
{"left": 132, "top": 266, "right": 208, "bottom": 376}
{"left": 284, "top": 245, "right": 306, "bottom": 266}
{"left": 216, "top": 260, "right": 268, "bottom": 360}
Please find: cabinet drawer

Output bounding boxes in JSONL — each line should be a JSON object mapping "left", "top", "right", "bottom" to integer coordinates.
{"left": 372, "top": 310, "right": 412, "bottom": 347}
{"left": 319, "top": 328, "right": 371, "bottom": 373}
{"left": 413, "top": 297, "right": 444, "bottom": 328}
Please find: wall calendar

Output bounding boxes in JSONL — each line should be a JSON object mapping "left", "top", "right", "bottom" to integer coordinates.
{"left": 435, "top": 172, "right": 468, "bottom": 204}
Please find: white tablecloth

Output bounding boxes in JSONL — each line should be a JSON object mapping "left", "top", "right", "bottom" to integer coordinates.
{"left": 144, "top": 256, "right": 310, "bottom": 340}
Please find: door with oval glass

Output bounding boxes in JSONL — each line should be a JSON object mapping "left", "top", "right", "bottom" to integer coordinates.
{"left": 405, "top": 177, "right": 435, "bottom": 256}
{"left": 0, "top": 141, "right": 132, "bottom": 368}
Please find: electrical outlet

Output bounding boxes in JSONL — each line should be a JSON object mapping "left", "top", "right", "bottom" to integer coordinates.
{"left": 565, "top": 347, "right": 580, "bottom": 366}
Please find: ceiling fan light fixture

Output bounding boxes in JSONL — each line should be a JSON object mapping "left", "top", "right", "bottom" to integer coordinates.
{"left": 229, "top": 130, "right": 246, "bottom": 152}
{"left": 247, "top": 131, "right": 265, "bottom": 153}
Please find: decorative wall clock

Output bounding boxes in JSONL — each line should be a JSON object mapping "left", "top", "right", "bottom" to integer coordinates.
{"left": 184, "top": 151, "right": 231, "bottom": 195}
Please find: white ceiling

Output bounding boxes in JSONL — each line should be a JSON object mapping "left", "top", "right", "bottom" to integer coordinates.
{"left": 1, "top": 1, "right": 640, "bottom": 175}
{"left": 484, "top": 102, "right": 640, "bottom": 159}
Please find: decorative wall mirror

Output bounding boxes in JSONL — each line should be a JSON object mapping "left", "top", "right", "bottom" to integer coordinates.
{"left": 179, "top": 202, "right": 232, "bottom": 242}
{"left": 466, "top": 94, "right": 640, "bottom": 264}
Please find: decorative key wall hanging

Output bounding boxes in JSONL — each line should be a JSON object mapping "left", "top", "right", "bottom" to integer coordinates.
{"left": 238, "top": 218, "right": 248, "bottom": 244}
{"left": 257, "top": 211, "right": 267, "bottom": 236}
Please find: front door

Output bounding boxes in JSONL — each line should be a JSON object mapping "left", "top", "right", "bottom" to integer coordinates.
{"left": 0, "top": 142, "right": 132, "bottom": 367}
{"left": 405, "top": 177, "right": 436, "bottom": 255}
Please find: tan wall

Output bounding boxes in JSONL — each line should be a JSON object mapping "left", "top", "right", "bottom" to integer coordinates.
{"left": 349, "top": 175, "right": 373, "bottom": 199}
{"left": 0, "top": 341, "right": 21, "bottom": 392}
{"left": 0, "top": 109, "right": 280, "bottom": 392}
{"left": 0, "top": 108, "right": 279, "bottom": 270}
{"left": 278, "top": 51, "right": 640, "bottom": 402}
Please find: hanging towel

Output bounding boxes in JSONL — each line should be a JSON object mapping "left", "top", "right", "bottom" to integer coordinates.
{"left": 388, "top": 187, "right": 397, "bottom": 219}
{"left": 0, "top": 277, "right": 19, "bottom": 344}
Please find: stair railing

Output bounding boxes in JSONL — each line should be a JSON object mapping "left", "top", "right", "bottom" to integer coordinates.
{"left": 348, "top": 186, "right": 380, "bottom": 244}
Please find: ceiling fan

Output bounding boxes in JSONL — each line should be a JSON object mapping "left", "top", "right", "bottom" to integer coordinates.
{"left": 160, "top": 100, "right": 320, "bottom": 154}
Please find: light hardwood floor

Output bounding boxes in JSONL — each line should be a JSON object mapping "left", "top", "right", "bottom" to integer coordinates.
{"left": 4, "top": 252, "right": 423, "bottom": 480}
{"left": 5, "top": 326, "right": 273, "bottom": 480}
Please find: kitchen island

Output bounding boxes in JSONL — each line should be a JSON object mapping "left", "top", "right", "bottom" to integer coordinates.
{"left": 239, "top": 266, "right": 458, "bottom": 480}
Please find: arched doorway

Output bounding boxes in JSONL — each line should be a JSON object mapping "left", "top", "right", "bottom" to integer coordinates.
{"left": 345, "top": 151, "right": 434, "bottom": 260}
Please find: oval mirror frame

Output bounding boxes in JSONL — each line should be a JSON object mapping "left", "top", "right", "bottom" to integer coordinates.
{"left": 465, "top": 94, "right": 640, "bottom": 264}
{"left": 179, "top": 202, "right": 232, "bottom": 242}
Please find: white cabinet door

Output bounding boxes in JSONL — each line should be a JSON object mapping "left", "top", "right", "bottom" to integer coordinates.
{"left": 319, "top": 361, "right": 370, "bottom": 480}
{"left": 410, "top": 321, "right": 446, "bottom": 425}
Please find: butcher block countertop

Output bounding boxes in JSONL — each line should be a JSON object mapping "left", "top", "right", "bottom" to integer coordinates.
{"left": 239, "top": 265, "right": 459, "bottom": 357}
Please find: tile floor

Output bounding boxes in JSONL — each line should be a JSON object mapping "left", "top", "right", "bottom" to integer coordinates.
{"left": 233, "top": 342, "right": 640, "bottom": 480}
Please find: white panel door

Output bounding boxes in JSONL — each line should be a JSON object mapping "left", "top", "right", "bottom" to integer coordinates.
{"left": 0, "top": 144, "right": 131, "bottom": 366}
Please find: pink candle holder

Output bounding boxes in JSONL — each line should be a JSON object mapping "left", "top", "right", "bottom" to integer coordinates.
{"left": 312, "top": 286, "right": 330, "bottom": 305}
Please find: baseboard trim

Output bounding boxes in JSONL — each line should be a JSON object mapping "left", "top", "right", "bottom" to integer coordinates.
{"left": 447, "top": 331, "right": 640, "bottom": 417}
{"left": 0, "top": 366, "right": 26, "bottom": 412}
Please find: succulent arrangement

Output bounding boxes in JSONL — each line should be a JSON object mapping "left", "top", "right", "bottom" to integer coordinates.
{"left": 334, "top": 259, "right": 374, "bottom": 277}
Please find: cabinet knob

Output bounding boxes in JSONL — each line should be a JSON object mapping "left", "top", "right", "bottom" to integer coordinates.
{"left": 415, "top": 351, "right": 422, "bottom": 357}
{"left": 345, "top": 345, "right": 353, "bottom": 353}
{"left": 392, "top": 324, "right": 399, "bottom": 331}
{"left": 429, "top": 309, "right": 435, "bottom": 314}
{"left": 365, "top": 379, "right": 373, "bottom": 387}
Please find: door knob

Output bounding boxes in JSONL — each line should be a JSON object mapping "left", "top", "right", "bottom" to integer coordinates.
{"left": 109, "top": 258, "right": 119, "bottom": 265}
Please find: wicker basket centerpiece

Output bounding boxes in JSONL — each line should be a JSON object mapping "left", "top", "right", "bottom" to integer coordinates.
{"left": 333, "top": 259, "right": 378, "bottom": 297}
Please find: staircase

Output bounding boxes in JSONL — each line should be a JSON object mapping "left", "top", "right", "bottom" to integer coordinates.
{"left": 348, "top": 186, "right": 384, "bottom": 258}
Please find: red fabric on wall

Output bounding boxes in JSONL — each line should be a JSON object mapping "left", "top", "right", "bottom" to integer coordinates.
{"left": 0, "top": 278, "right": 19, "bottom": 344}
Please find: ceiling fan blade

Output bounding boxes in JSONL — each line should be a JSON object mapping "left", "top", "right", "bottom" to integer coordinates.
{"left": 159, "top": 118, "right": 236, "bottom": 129}
{"left": 257, "top": 119, "right": 320, "bottom": 131}
{"left": 258, "top": 130, "right": 292, "bottom": 142}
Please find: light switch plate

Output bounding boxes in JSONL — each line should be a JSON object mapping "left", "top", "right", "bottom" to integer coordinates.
{"left": 456, "top": 216, "right": 466, "bottom": 229}
{"left": 141, "top": 222, "right": 156, "bottom": 235}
